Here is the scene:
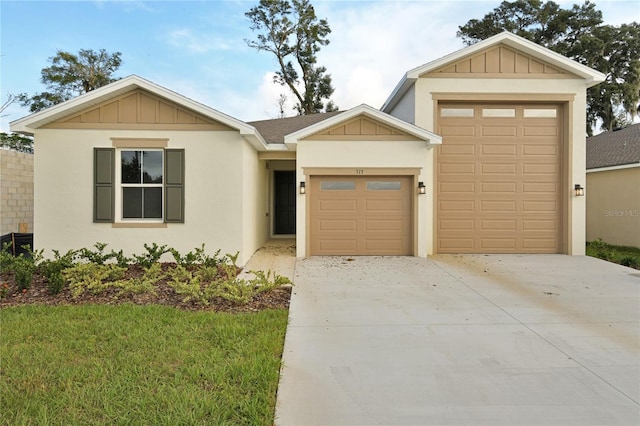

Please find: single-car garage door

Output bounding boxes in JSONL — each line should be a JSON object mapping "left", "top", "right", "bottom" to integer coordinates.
{"left": 437, "top": 103, "right": 562, "bottom": 253}
{"left": 309, "top": 176, "right": 412, "bottom": 255}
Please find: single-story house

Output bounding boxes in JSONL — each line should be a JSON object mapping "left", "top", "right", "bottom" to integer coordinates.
{"left": 10, "top": 32, "right": 605, "bottom": 264}
{"left": 586, "top": 124, "right": 640, "bottom": 247}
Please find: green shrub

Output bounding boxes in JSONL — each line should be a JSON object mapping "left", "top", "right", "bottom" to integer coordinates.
{"left": 619, "top": 255, "right": 639, "bottom": 269}
{"left": 77, "top": 243, "right": 131, "bottom": 266}
{"left": 170, "top": 244, "right": 225, "bottom": 268}
{"left": 77, "top": 242, "right": 111, "bottom": 265}
{"left": 64, "top": 263, "right": 127, "bottom": 298}
{"left": 588, "top": 238, "right": 613, "bottom": 260}
{"left": 1, "top": 242, "right": 15, "bottom": 272}
{"left": 39, "top": 249, "right": 77, "bottom": 294}
{"left": 133, "top": 243, "right": 169, "bottom": 268}
{"left": 13, "top": 256, "right": 35, "bottom": 290}
{"left": 111, "top": 263, "right": 163, "bottom": 296}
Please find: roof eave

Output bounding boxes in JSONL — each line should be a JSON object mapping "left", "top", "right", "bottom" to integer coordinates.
{"left": 381, "top": 32, "right": 606, "bottom": 111}
{"left": 284, "top": 104, "right": 442, "bottom": 148}
{"left": 9, "top": 75, "right": 258, "bottom": 136}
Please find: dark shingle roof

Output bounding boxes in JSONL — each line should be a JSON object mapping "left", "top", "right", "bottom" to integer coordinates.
{"left": 248, "top": 111, "right": 345, "bottom": 144}
{"left": 586, "top": 123, "right": 640, "bottom": 169}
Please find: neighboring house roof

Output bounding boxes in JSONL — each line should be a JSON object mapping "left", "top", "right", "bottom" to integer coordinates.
{"left": 586, "top": 123, "right": 640, "bottom": 170}
{"left": 248, "top": 110, "right": 345, "bottom": 144}
{"left": 9, "top": 75, "right": 269, "bottom": 151}
{"left": 381, "top": 31, "right": 606, "bottom": 112}
{"left": 283, "top": 104, "right": 442, "bottom": 151}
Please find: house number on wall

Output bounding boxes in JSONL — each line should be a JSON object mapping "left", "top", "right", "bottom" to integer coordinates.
{"left": 355, "top": 169, "right": 364, "bottom": 175}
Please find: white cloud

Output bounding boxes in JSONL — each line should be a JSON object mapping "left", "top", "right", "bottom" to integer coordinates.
{"left": 314, "top": 0, "right": 479, "bottom": 110}
{"left": 167, "top": 28, "right": 233, "bottom": 53}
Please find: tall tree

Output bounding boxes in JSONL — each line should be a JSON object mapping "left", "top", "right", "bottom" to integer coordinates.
{"left": 20, "top": 49, "right": 122, "bottom": 113}
{"left": 245, "top": 0, "right": 337, "bottom": 115}
{"left": 0, "top": 132, "right": 33, "bottom": 154}
{"left": 457, "top": 0, "right": 640, "bottom": 135}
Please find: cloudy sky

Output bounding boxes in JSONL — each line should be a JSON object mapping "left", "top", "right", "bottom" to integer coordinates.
{"left": 1, "top": 0, "right": 638, "bottom": 131}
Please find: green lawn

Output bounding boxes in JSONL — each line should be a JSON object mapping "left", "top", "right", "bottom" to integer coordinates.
{"left": 0, "top": 304, "right": 288, "bottom": 425}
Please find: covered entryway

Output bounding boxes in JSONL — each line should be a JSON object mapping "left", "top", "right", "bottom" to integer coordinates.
{"left": 437, "top": 103, "right": 562, "bottom": 253}
{"left": 309, "top": 175, "right": 412, "bottom": 255}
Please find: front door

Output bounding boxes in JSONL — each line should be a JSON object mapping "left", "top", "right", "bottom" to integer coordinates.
{"left": 274, "top": 171, "right": 296, "bottom": 234}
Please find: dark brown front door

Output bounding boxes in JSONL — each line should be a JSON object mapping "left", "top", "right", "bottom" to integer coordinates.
{"left": 274, "top": 171, "right": 296, "bottom": 234}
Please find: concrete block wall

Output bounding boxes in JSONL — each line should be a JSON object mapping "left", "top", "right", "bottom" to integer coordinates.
{"left": 0, "top": 149, "right": 34, "bottom": 235}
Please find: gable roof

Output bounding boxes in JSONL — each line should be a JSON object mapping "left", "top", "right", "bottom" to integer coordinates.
{"left": 586, "top": 123, "right": 640, "bottom": 170}
{"left": 10, "top": 75, "right": 269, "bottom": 150}
{"left": 381, "top": 31, "right": 606, "bottom": 112}
{"left": 248, "top": 110, "right": 344, "bottom": 144}
{"left": 282, "top": 104, "right": 442, "bottom": 150}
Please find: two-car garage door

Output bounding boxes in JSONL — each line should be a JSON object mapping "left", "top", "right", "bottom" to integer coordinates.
{"left": 437, "top": 103, "right": 562, "bottom": 253}
{"left": 309, "top": 176, "right": 412, "bottom": 256}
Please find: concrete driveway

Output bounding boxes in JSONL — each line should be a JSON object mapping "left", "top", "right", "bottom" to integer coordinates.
{"left": 275, "top": 255, "right": 640, "bottom": 425}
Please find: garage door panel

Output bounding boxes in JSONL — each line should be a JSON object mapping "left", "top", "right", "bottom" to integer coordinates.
{"left": 440, "top": 219, "right": 475, "bottom": 230}
{"left": 440, "top": 125, "right": 476, "bottom": 136}
{"left": 439, "top": 238, "right": 475, "bottom": 250}
{"left": 481, "top": 182, "right": 517, "bottom": 193}
{"left": 481, "top": 126, "right": 517, "bottom": 137}
{"left": 439, "top": 182, "right": 475, "bottom": 193}
{"left": 365, "top": 240, "right": 405, "bottom": 252}
{"left": 318, "top": 239, "right": 357, "bottom": 253}
{"left": 318, "top": 199, "right": 357, "bottom": 212}
{"left": 439, "top": 163, "right": 476, "bottom": 174}
{"left": 440, "top": 200, "right": 476, "bottom": 213}
{"left": 522, "top": 220, "right": 557, "bottom": 230}
{"left": 482, "top": 163, "right": 517, "bottom": 175}
{"left": 481, "top": 219, "right": 517, "bottom": 230}
{"left": 522, "top": 200, "right": 557, "bottom": 212}
{"left": 364, "top": 199, "right": 404, "bottom": 212}
{"left": 441, "top": 144, "right": 476, "bottom": 155}
{"left": 480, "top": 238, "right": 517, "bottom": 250}
{"left": 523, "top": 145, "right": 558, "bottom": 155}
{"left": 310, "top": 176, "right": 412, "bottom": 256}
{"left": 522, "top": 238, "right": 558, "bottom": 249}
{"left": 523, "top": 126, "right": 558, "bottom": 136}
{"left": 522, "top": 182, "right": 557, "bottom": 193}
{"left": 482, "top": 144, "right": 517, "bottom": 155}
{"left": 364, "top": 219, "right": 404, "bottom": 231}
{"left": 317, "top": 219, "right": 357, "bottom": 231}
{"left": 523, "top": 164, "right": 558, "bottom": 174}
{"left": 480, "top": 200, "right": 517, "bottom": 212}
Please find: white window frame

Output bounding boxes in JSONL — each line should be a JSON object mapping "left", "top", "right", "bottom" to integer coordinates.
{"left": 116, "top": 149, "right": 164, "bottom": 222}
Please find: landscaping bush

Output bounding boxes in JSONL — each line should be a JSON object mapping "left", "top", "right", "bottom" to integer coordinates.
{"left": 587, "top": 239, "right": 640, "bottom": 270}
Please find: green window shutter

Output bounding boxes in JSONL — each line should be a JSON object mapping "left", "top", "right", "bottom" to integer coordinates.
{"left": 165, "top": 149, "right": 185, "bottom": 223}
{"left": 94, "top": 148, "right": 115, "bottom": 223}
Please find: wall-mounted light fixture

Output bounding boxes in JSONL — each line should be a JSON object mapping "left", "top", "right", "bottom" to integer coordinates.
{"left": 574, "top": 184, "right": 584, "bottom": 197}
{"left": 418, "top": 181, "right": 426, "bottom": 195}
{"left": 300, "top": 182, "right": 306, "bottom": 194}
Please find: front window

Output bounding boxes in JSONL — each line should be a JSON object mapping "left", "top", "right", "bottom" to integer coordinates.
{"left": 121, "top": 150, "right": 163, "bottom": 219}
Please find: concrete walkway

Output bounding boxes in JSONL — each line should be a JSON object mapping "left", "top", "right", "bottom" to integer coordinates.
{"left": 238, "top": 239, "right": 296, "bottom": 282}
{"left": 275, "top": 255, "right": 640, "bottom": 425}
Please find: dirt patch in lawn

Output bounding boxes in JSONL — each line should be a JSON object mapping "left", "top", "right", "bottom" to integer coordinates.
{"left": 0, "top": 264, "right": 291, "bottom": 313}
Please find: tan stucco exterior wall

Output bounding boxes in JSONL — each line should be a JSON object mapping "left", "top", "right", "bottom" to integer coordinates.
{"left": 395, "top": 77, "right": 589, "bottom": 255}
{"left": 586, "top": 167, "right": 640, "bottom": 248}
{"left": 241, "top": 140, "right": 269, "bottom": 265}
{"left": 296, "top": 139, "right": 433, "bottom": 258}
{"left": 0, "top": 149, "right": 34, "bottom": 235}
{"left": 33, "top": 128, "right": 253, "bottom": 261}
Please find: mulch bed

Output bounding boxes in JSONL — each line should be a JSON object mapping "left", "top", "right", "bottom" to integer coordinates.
{"left": 0, "top": 264, "right": 291, "bottom": 313}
